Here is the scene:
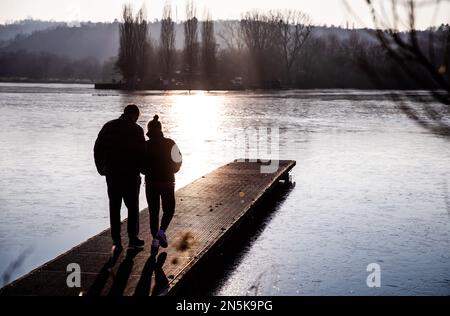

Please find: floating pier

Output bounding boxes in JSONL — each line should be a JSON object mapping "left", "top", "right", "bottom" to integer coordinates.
{"left": 0, "top": 160, "right": 296, "bottom": 296}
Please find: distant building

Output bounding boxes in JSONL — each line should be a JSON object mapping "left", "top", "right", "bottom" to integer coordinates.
{"left": 231, "top": 76, "right": 243, "bottom": 88}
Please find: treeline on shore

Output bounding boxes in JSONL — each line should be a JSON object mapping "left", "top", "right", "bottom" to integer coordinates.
{"left": 0, "top": 50, "right": 114, "bottom": 82}
{"left": 0, "top": 2, "right": 448, "bottom": 89}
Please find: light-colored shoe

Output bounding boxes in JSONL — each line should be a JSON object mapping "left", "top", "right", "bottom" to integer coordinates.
{"left": 156, "top": 229, "right": 168, "bottom": 248}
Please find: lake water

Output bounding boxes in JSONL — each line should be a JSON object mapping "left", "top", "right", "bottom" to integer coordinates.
{"left": 0, "top": 83, "right": 449, "bottom": 295}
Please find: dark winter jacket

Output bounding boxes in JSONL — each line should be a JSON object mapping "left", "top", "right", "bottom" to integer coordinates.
{"left": 143, "top": 134, "right": 182, "bottom": 183}
{"left": 94, "top": 114, "right": 146, "bottom": 176}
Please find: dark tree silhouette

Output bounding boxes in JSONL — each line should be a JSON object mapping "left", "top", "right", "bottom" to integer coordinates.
{"left": 116, "top": 5, "right": 150, "bottom": 88}
{"left": 218, "top": 21, "right": 245, "bottom": 52}
{"left": 116, "top": 5, "right": 137, "bottom": 86}
{"left": 240, "top": 11, "right": 279, "bottom": 87}
{"left": 183, "top": 0, "right": 199, "bottom": 90}
{"left": 274, "top": 10, "right": 312, "bottom": 85}
{"left": 135, "top": 7, "right": 151, "bottom": 83}
{"left": 201, "top": 11, "right": 217, "bottom": 88}
{"left": 159, "top": 1, "right": 176, "bottom": 80}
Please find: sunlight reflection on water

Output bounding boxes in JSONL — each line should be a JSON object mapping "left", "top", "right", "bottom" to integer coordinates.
{"left": 0, "top": 83, "right": 449, "bottom": 294}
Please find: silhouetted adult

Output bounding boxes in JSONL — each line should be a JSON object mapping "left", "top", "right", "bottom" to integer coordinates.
{"left": 143, "top": 115, "right": 182, "bottom": 249}
{"left": 94, "top": 104, "right": 146, "bottom": 250}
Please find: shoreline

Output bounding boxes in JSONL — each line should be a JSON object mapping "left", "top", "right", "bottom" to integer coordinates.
{"left": 0, "top": 79, "right": 440, "bottom": 92}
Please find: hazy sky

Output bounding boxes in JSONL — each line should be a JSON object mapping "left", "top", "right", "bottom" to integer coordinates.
{"left": 0, "top": 0, "right": 449, "bottom": 29}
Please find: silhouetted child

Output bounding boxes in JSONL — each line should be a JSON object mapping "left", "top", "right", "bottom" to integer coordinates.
{"left": 143, "top": 115, "right": 182, "bottom": 249}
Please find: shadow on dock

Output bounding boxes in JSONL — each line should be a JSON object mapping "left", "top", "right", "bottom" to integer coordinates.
{"left": 87, "top": 247, "right": 170, "bottom": 296}
{"left": 134, "top": 251, "right": 169, "bottom": 296}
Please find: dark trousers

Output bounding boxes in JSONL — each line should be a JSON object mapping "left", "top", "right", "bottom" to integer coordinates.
{"left": 106, "top": 174, "right": 141, "bottom": 244}
{"left": 146, "top": 181, "right": 175, "bottom": 238}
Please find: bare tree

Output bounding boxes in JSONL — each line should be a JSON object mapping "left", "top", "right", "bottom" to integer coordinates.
{"left": 116, "top": 5, "right": 150, "bottom": 87}
{"left": 215, "top": 21, "right": 248, "bottom": 86}
{"left": 201, "top": 10, "right": 217, "bottom": 88}
{"left": 240, "top": 11, "right": 279, "bottom": 87}
{"left": 345, "top": 0, "right": 450, "bottom": 135}
{"left": 218, "top": 21, "right": 245, "bottom": 51}
{"left": 135, "top": 6, "right": 150, "bottom": 83}
{"left": 160, "top": 1, "right": 176, "bottom": 80}
{"left": 274, "top": 10, "right": 312, "bottom": 85}
{"left": 117, "top": 4, "right": 137, "bottom": 86}
{"left": 183, "top": 0, "right": 199, "bottom": 89}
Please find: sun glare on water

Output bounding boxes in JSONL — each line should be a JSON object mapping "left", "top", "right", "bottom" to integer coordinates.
{"left": 168, "top": 91, "right": 228, "bottom": 184}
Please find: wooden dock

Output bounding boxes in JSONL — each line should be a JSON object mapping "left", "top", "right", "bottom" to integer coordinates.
{"left": 0, "top": 160, "right": 296, "bottom": 296}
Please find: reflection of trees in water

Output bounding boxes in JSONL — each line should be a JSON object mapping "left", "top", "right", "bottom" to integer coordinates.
{"left": 1, "top": 247, "right": 32, "bottom": 288}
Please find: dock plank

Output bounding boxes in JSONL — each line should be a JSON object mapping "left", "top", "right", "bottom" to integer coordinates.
{"left": 0, "top": 160, "right": 296, "bottom": 296}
